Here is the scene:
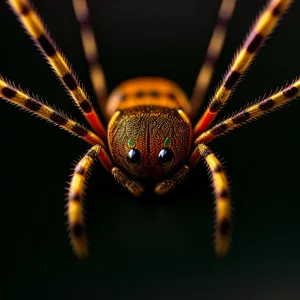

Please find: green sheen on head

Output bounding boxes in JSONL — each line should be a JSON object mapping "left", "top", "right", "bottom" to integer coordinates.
{"left": 128, "top": 138, "right": 135, "bottom": 148}
{"left": 164, "top": 136, "right": 171, "bottom": 147}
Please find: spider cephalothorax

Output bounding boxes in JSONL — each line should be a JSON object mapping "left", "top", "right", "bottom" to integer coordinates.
{"left": 107, "top": 78, "right": 192, "bottom": 183}
{"left": 108, "top": 105, "right": 192, "bottom": 180}
{"left": 1, "top": 0, "right": 299, "bottom": 258}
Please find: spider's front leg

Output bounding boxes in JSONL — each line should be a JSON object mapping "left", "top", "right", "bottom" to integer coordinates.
{"left": 68, "top": 145, "right": 102, "bottom": 258}
{"left": 68, "top": 145, "right": 143, "bottom": 258}
{"left": 190, "top": 144, "right": 231, "bottom": 256}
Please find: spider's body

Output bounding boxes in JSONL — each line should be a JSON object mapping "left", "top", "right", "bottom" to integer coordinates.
{"left": 1, "top": 0, "right": 299, "bottom": 258}
{"left": 107, "top": 77, "right": 192, "bottom": 182}
{"left": 106, "top": 77, "right": 192, "bottom": 118}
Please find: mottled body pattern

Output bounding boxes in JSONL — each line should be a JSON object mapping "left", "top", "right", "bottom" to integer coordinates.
{"left": 1, "top": 0, "right": 299, "bottom": 258}
{"left": 107, "top": 78, "right": 192, "bottom": 181}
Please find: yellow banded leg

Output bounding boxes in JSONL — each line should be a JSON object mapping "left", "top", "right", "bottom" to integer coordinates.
{"left": 195, "top": 77, "right": 300, "bottom": 145}
{"left": 191, "top": 0, "right": 236, "bottom": 118}
{"left": 194, "top": 0, "right": 291, "bottom": 136}
{"left": 190, "top": 144, "right": 231, "bottom": 256}
{"left": 73, "top": 0, "right": 107, "bottom": 117}
{"left": 8, "top": 0, "right": 106, "bottom": 139}
{"left": 0, "top": 77, "right": 104, "bottom": 146}
{"left": 68, "top": 145, "right": 102, "bottom": 258}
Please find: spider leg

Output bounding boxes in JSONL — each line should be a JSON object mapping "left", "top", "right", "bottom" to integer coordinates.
{"left": 68, "top": 150, "right": 142, "bottom": 259}
{"left": 190, "top": 144, "right": 231, "bottom": 257}
{"left": 71, "top": 140, "right": 143, "bottom": 197}
{"left": 154, "top": 165, "right": 190, "bottom": 196}
{"left": 194, "top": 0, "right": 291, "bottom": 137}
{"left": 68, "top": 143, "right": 116, "bottom": 258}
{"left": 72, "top": 0, "right": 107, "bottom": 117}
{"left": 0, "top": 77, "right": 104, "bottom": 146}
{"left": 191, "top": 0, "right": 236, "bottom": 118}
{"left": 195, "top": 77, "right": 300, "bottom": 145}
{"left": 8, "top": 0, "right": 106, "bottom": 139}
{"left": 68, "top": 145, "right": 102, "bottom": 258}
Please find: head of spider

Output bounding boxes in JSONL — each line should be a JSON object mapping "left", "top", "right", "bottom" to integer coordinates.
{"left": 107, "top": 106, "right": 192, "bottom": 184}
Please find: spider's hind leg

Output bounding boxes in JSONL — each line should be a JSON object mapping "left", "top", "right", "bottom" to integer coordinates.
{"left": 73, "top": 0, "right": 108, "bottom": 119}
{"left": 9, "top": 0, "right": 106, "bottom": 139}
{"left": 194, "top": 0, "right": 291, "bottom": 136}
{"left": 191, "top": 0, "right": 236, "bottom": 119}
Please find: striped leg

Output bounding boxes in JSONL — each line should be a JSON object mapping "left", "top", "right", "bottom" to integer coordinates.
{"left": 190, "top": 144, "right": 231, "bottom": 257}
{"left": 73, "top": 0, "right": 107, "bottom": 116}
{"left": 194, "top": 0, "right": 291, "bottom": 137}
{"left": 154, "top": 165, "right": 190, "bottom": 195}
{"left": 195, "top": 78, "right": 300, "bottom": 145}
{"left": 8, "top": 0, "right": 106, "bottom": 139}
{"left": 0, "top": 77, "right": 104, "bottom": 146}
{"left": 191, "top": 0, "right": 236, "bottom": 118}
{"left": 68, "top": 145, "right": 142, "bottom": 258}
{"left": 68, "top": 145, "right": 101, "bottom": 258}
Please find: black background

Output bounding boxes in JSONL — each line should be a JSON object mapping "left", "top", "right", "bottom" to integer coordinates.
{"left": 1, "top": 0, "right": 300, "bottom": 299}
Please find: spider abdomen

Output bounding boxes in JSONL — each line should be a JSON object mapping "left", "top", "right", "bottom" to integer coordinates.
{"left": 106, "top": 77, "right": 191, "bottom": 119}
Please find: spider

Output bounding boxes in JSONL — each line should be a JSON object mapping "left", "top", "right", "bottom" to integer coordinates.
{"left": 1, "top": 0, "right": 299, "bottom": 259}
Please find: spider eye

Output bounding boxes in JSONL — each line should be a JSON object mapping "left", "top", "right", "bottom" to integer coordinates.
{"left": 158, "top": 148, "right": 174, "bottom": 167}
{"left": 127, "top": 149, "right": 141, "bottom": 167}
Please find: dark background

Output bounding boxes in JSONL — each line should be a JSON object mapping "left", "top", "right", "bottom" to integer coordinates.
{"left": 1, "top": 0, "right": 300, "bottom": 299}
